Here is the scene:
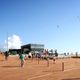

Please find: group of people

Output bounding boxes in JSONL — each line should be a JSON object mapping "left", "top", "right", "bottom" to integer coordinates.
{"left": 3, "top": 49, "right": 58, "bottom": 68}
{"left": 4, "top": 51, "right": 26, "bottom": 67}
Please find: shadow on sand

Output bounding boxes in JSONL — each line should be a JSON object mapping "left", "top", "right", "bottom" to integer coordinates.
{"left": 43, "top": 69, "right": 61, "bottom": 73}
{"left": 0, "top": 60, "right": 5, "bottom": 61}
{"left": 1, "top": 65, "right": 20, "bottom": 68}
{"left": 62, "top": 78, "right": 80, "bottom": 80}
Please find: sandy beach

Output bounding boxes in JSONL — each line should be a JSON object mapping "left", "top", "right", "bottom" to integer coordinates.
{"left": 0, "top": 54, "right": 80, "bottom": 80}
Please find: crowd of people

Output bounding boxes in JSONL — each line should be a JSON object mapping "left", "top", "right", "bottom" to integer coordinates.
{"left": 0, "top": 49, "right": 59, "bottom": 68}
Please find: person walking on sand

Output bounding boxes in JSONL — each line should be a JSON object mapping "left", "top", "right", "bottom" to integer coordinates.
{"left": 4, "top": 51, "right": 9, "bottom": 60}
{"left": 19, "top": 51, "right": 25, "bottom": 67}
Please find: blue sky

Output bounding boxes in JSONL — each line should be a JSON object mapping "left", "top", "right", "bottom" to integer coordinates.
{"left": 0, "top": 0, "right": 80, "bottom": 53}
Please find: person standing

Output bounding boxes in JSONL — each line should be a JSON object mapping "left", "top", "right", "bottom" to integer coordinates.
{"left": 19, "top": 51, "right": 25, "bottom": 67}
{"left": 4, "top": 51, "right": 9, "bottom": 60}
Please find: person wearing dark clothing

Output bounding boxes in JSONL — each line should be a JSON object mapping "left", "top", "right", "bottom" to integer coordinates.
{"left": 4, "top": 51, "right": 9, "bottom": 60}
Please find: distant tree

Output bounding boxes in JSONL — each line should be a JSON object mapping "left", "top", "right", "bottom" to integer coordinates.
{"left": 64, "top": 53, "right": 66, "bottom": 56}
{"left": 50, "top": 49, "right": 53, "bottom": 53}
{"left": 75, "top": 52, "right": 78, "bottom": 57}
{"left": 54, "top": 49, "right": 58, "bottom": 57}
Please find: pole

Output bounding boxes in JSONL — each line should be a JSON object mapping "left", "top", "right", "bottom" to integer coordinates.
{"left": 62, "top": 62, "right": 64, "bottom": 71}
{"left": 7, "top": 32, "right": 8, "bottom": 51}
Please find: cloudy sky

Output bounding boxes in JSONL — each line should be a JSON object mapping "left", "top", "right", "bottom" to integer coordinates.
{"left": 1, "top": 0, "right": 80, "bottom": 53}
{"left": 4, "top": 34, "right": 22, "bottom": 50}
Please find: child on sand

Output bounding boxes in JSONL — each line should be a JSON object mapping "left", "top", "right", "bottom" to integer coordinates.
{"left": 19, "top": 52, "right": 25, "bottom": 67}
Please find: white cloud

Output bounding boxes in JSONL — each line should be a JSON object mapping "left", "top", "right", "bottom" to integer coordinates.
{"left": 4, "top": 34, "right": 22, "bottom": 50}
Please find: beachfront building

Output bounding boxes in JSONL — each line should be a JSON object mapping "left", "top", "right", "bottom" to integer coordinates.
{"left": 21, "top": 44, "right": 44, "bottom": 54}
{"left": 9, "top": 49, "right": 21, "bottom": 55}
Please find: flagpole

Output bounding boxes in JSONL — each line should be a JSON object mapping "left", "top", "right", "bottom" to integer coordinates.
{"left": 7, "top": 32, "right": 8, "bottom": 51}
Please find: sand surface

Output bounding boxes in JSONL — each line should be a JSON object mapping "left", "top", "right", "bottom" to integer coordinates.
{"left": 0, "top": 54, "right": 80, "bottom": 80}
